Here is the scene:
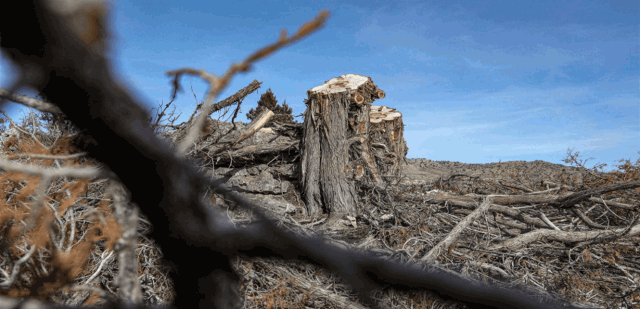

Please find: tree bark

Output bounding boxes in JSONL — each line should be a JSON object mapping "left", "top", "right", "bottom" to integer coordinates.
{"left": 301, "top": 93, "right": 355, "bottom": 219}
{"left": 369, "top": 105, "right": 408, "bottom": 179}
{"left": 301, "top": 74, "right": 388, "bottom": 222}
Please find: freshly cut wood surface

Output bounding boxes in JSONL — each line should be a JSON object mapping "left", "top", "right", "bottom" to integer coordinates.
{"left": 369, "top": 105, "right": 402, "bottom": 123}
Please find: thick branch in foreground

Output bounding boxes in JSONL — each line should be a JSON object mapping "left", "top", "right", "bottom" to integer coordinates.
{"left": 0, "top": 2, "right": 579, "bottom": 309}
{"left": 1, "top": 1, "right": 239, "bottom": 307}
{"left": 0, "top": 87, "right": 64, "bottom": 114}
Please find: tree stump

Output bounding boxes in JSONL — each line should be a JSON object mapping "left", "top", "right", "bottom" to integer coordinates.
{"left": 300, "top": 74, "right": 387, "bottom": 223}
{"left": 369, "top": 105, "right": 408, "bottom": 179}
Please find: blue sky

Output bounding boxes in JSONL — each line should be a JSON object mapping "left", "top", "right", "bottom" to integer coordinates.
{"left": 0, "top": 0, "right": 638, "bottom": 172}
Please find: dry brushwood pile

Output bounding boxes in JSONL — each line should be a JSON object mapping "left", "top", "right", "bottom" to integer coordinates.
{"left": 0, "top": 111, "right": 168, "bottom": 307}
{"left": 1, "top": 2, "right": 640, "bottom": 309}
{"left": 1, "top": 93, "right": 639, "bottom": 309}
{"left": 192, "top": 143, "right": 640, "bottom": 308}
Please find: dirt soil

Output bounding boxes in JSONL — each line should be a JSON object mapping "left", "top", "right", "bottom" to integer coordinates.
{"left": 401, "top": 158, "right": 606, "bottom": 187}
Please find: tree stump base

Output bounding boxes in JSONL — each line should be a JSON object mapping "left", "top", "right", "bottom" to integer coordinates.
{"left": 370, "top": 105, "right": 408, "bottom": 179}
{"left": 300, "top": 74, "right": 407, "bottom": 224}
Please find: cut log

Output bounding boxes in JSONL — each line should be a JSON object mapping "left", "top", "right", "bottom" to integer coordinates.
{"left": 212, "top": 110, "right": 274, "bottom": 155}
{"left": 182, "top": 116, "right": 300, "bottom": 167}
{"left": 369, "top": 105, "right": 408, "bottom": 179}
{"left": 301, "top": 74, "right": 387, "bottom": 221}
{"left": 208, "top": 140, "right": 299, "bottom": 164}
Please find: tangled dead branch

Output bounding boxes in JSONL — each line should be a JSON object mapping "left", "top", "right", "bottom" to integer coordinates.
{"left": 1, "top": 1, "right": 637, "bottom": 309}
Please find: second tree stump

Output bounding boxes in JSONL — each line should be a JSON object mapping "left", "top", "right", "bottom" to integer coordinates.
{"left": 301, "top": 74, "right": 402, "bottom": 223}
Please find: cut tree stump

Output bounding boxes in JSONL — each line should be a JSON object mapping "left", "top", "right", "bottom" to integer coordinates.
{"left": 370, "top": 105, "right": 408, "bottom": 179}
{"left": 301, "top": 74, "right": 396, "bottom": 224}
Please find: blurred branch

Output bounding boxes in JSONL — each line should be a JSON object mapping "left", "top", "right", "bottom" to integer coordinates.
{"left": 0, "top": 87, "right": 64, "bottom": 115}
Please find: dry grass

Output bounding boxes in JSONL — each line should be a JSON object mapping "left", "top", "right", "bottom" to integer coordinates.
{"left": 0, "top": 105, "right": 638, "bottom": 309}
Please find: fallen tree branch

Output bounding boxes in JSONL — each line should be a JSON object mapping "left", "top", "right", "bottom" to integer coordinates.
{"left": 488, "top": 220, "right": 640, "bottom": 251}
{"left": 210, "top": 140, "right": 299, "bottom": 163}
{"left": 0, "top": 156, "right": 113, "bottom": 180}
{"left": 537, "top": 212, "right": 561, "bottom": 231}
{"left": 541, "top": 180, "right": 579, "bottom": 191}
{"left": 0, "top": 87, "right": 64, "bottom": 114}
{"left": 428, "top": 191, "right": 572, "bottom": 206}
{"left": 587, "top": 196, "right": 638, "bottom": 210}
{"left": 571, "top": 206, "right": 609, "bottom": 230}
{"left": 552, "top": 180, "right": 640, "bottom": 209}
{"left": 424, "top": 184, "right": 639, "bottom": 212}
{"left": 417, "top": 193, "right": 557, "bottom": 229}
{"left": 454, "top": 208, "right": 528, "bottom": 230}
{"left": 211, "top": 109, "right": 274, "bottom": 155}
{"left": 499, "top": 180, "right": 533, "bottom": 193}
{"left": 421, "top": 195, "right": 494, "bottom": 263}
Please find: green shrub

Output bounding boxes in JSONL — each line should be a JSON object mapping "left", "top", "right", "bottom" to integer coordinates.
{"left": 246, "top": 88, "right": 294, "bottom": 127}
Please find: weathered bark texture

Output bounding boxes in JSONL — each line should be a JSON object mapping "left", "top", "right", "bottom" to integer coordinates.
{"left": 369, "top": 105, "right": 408, "bottom": 179}
{"left": 301, "top": 74, "right": 392, "bottom": 220}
